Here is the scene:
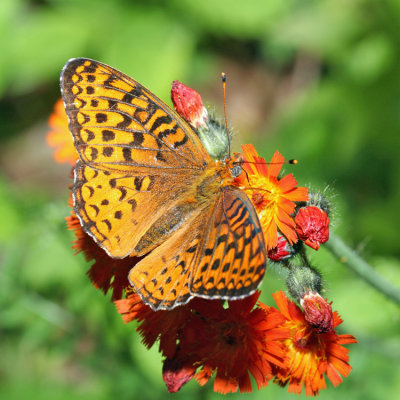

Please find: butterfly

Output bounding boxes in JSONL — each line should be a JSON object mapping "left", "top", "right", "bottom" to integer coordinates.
{"left": 61, "top": 58, "right": 266, "bottom": 310}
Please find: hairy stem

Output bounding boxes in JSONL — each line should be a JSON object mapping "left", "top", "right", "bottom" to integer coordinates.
{"left": 325, "top": 232, "right": 400, "bottom": 305}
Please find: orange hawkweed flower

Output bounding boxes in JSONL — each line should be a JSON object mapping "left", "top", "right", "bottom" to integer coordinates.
{"left": 115, "top": 291, "right": 289, "bottom": 394}
{"left": 270, "top": 291, "right": 357, "bottom": 396}
{"left": 184, "top": 293, "right": 288, "bottom": 394}
{"left": 115, "top": 291, "right": 193, "bottom": 359}
{"left": 66, "top": 211, "right": 133, "bottom": 301}
{"left": 239, "top": 144, "right": 309, "bottom": 249}
{"left": 47, "top": 98, "right": 78, "bottom": 165}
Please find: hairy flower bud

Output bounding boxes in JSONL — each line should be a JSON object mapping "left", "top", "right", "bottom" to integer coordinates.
{"left": 171, "top": 81, "right": 208, "bottom": 128}
{"left": 295, "top": 206, "right": 329, "bottom": 250}
{"left": 301, "top": 291, "right": 334, "bottom": 333}
{"left": 162, "top": 358, "right": 196, "bottom": 393}
{"left": 268, "top": 233, "right": 296, "bottom": 261}
{"left": 307, "top": 191, "right": 331, "bottom": 215}
{"left": 286, "top": 264, "right": 322, "bottom": 302}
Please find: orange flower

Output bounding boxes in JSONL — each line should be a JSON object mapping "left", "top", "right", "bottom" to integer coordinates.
{"left": 47, "top": 98, "right": 78, "bottom": 165}
{"left": 66, "top": 211, "right": 133, "bottom": 301}
{"left": 115, "top": 291, "right": 193, "bottom": 359}
{"left": 184, "top": 293, "right": 288, "bottom": 394}
{"left": 239, "top": 144, "right": 309, "bottom": 249}
{"left": 115, "top": 291, "right": 289, "bottom": 394}
{"left": 270, "top": 291, "right": 357, "bottom": 396}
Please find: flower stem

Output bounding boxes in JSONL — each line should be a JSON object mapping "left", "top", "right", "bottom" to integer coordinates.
{"left": 325, "top": 232, "right": 400, "bottom": 305}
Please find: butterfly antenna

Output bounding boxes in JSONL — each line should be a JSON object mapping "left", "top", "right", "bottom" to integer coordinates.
{"left": 221, "top": 72, "right": 231, "bottom": 157}
{"left": 243, "top": 168, "right": 252, "bottom": 186}
{"left": 245, "top": 159, "right": 298, "bottom": 166}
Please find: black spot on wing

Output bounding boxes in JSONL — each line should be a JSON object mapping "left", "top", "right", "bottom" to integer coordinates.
{"left": 83, "top": 64, "right": 96, "bottom": 73}
{"left": 122, "top": 86, "right": 143, "bottom": 103}
{"left": 128, "top": 199, "right": 137, "bottom": 212}
{"left": 89, "top": 204, "right": 99, "bottom": 216}
{"left": 109, "top": 178, "right": 116, "bottom": 188}
{"left": 152, "top": 115, "right": 172, "bottom": 130}
{"left": 200, "top": 263, "right": 209, "bottom": 273}
{"left": 173, "top": 134, "right": 188, "bottom": 148}
{"left": 104, "top": 74, "right": 116, "bottom": 87}
{"left": 134, "top": 177, "right": 143, "bottom": 191}
{"left": 222, "top": 263, "right": 230, "bottom": 272}
{"left": 186, "top": 244, "right": 197, "bottom": 253}
{"left": 103, "top": 147, "right": 113, "bottom": 157}
{"left": 130, "top": 132, "right": 144, "bottom": 147}
{"left": 96, "top": 113, "right": 107, "bottom": 123}
{"left": 102, "top": 219, "right": 112, "bottom": 231}
{"left": 211, "top": 259, "right": 220, "bottom": 270}
{"left": 118, "top": 187, "right": 127, "bottom": 201}
{"left": 102, "top": 130, "right": 115, "bottom": 141}
{"left": 85, "top": 129, "right": 95, "bottom": 141}
{"left": 114, "top": 211, "right": 122, "bottom": 219}
{"left": 123, "top": 147, "right": 132, "bottom": 161}
{"left": 86, "top": 186, "right": 94, "bottom": 197}
{"left": 116, "top": 113, "right": 131, "bottom": 129}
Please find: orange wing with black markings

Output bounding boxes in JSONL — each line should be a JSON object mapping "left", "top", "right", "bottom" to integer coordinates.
{"left": 190, "top": 186, "right": 266, "bottom": 299}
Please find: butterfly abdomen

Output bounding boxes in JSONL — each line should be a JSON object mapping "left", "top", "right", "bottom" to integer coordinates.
{"left": 134, "top": 201, "right": 201, "bottom": 256}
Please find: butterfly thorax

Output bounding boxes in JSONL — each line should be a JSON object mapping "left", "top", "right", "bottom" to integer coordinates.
{"left": 194, "top": 158, "right": 241, "bottom": 205}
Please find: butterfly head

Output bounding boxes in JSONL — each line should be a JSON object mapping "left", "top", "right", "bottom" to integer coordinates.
{"left": 226, "top": 152, "right": 244, "bottom": 178}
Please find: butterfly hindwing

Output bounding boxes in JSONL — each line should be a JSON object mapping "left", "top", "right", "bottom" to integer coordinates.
{"left": 190, "top": 186, "right": 266, "bottom": 299}
{"left": 127, "top": 209, "right": 204, "bottom": 310}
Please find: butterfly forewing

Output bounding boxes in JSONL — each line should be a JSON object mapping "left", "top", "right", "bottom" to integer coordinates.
{"left": 73, "top": 160, "right": 200, "bottom": 258}
{"left": 61, "top": 58, "right": 211, "bottom": 171}
{"left": 62, "top": 58, "right": 211, "bottom": 257}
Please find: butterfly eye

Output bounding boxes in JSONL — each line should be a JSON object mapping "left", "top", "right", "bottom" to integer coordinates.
{"left": 230, "top": 164, "right": 242, "bottom": 178}
{"left": 231, "top": 152, "right": 244, "bottom": 165}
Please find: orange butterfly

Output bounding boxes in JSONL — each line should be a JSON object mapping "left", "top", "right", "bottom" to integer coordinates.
{"left": 61, "top": 58, "right": 266, "bottom": 310}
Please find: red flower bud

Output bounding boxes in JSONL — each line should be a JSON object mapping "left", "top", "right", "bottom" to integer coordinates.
{"left": 162, "top": 358, "right": 196, "bottom": 393}
{"left": 301, "top": 291, "right": 334, "bottom": 333}
{"left": 295, "top": 206, "right": 329, "bottom": 250}
{"left": 268, "top": 233, "right": 294, "bottom": 261}
{"left": 171, "top": 81, "right": 208, "bottom": 128}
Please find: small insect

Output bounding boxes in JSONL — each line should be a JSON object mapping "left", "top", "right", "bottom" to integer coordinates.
{"left": 61, "top": 58, "right": 266, "bottom": 310}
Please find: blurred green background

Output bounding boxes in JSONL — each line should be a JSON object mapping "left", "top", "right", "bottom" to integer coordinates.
{"left": 1, "top": 0, "right": 399, "bottom": 399}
